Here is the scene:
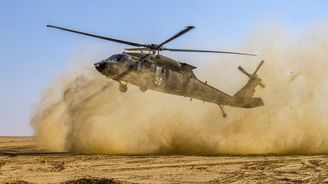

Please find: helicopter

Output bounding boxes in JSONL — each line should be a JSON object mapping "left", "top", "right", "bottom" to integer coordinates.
{"left": 47, "top": 25, "right": 265, "bottom": 117}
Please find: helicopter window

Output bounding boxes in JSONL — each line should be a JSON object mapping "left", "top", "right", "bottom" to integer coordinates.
{"left": 108, "top": 54, "right": 126, "bottom": 63}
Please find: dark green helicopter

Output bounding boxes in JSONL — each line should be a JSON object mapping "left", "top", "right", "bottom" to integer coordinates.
{"left": 47, "top": 25, "right": 265, "bottom": 117}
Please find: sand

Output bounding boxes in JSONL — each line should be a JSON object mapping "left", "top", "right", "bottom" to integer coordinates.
{"left": 1, "top": 136, "right": 328, "bottom": 183}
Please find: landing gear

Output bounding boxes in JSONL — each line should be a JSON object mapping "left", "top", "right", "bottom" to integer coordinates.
{"left": 119, "top": 83, "right": 127, "bottom": 93}
{"left": 219, "top": 105, "right": 227, "bottom": 118}
{"left": 139, "top": 84, "right": 147, "bottom": 92}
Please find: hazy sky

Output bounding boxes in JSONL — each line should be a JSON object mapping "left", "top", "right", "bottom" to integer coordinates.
{"left": 1, "top": 0, "right": 328, "bottom": 135}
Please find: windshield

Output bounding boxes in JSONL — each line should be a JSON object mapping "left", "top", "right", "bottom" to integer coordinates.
{"left": 108, "top": 54, "right": 126, "bottom": 62}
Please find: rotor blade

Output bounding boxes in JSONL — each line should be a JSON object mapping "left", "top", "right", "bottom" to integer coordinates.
{"left": 47, "top": 25, "right": 147, "bottom": 47}
{"left": 125, "top": 47, "right": 151, "bottom": 51}
{"left": 157, "top": 26, "right": 195, "bottom": 48}
{"left": 163, "top": 48, "right": 256, "bottom": 56}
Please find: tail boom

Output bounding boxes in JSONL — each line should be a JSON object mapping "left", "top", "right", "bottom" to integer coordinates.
{"left": 232, "top": 60, "right": 265, "bottom": 108}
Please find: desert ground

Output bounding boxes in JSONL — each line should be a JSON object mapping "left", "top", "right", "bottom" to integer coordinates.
{"left": 1, "top": 136, "right": 328, "bottom": 184}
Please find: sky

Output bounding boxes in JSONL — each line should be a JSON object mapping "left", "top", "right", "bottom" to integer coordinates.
{"left": 0, "top": 0, "right": 328, "bottom": 136}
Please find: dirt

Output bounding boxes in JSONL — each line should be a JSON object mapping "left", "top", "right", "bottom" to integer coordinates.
{"left": 1, "top": 136, "right": 328, "bottom": 183}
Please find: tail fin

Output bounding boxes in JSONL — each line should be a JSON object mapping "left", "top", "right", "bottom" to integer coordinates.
{"left": 233, "top": 60, "right": 265, "bottom": 108}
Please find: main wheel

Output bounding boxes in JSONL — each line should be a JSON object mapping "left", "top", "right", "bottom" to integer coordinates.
{"left": 119, "top": 84, "right": 127, "bottom": 93}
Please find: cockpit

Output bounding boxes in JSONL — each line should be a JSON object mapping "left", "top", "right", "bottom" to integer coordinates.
{"left": 107, "top": 54, "right": 128, "bottom": 63}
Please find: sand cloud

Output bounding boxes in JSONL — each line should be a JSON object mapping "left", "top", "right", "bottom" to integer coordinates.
{"left": 32, "top": 25, "right": 328, "bottom": 154}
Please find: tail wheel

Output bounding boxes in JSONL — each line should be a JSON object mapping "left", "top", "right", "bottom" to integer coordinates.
{"left": 139, "top": 84, "right": 147, "bottom": 92}
{"left": 219, "top": 105, "right": 227, "bottom": 118}
{"left": 119, "top": 84, "right": 128, "bottom": 93}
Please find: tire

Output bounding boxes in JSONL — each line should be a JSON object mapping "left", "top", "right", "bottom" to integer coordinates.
{"left": 119, "top": 84, "right": 127, "bottom": 93}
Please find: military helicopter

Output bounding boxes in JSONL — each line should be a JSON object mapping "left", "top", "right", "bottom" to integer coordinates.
{"left": 47, "top": 25, "right": 265, "bottom": 117}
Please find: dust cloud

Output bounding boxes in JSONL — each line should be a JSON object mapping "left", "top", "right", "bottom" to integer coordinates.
{"left": 31, "top": 26, "right": 328, "bottom": 154}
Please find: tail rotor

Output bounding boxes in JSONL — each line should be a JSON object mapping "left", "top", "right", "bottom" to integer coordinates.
{"left": 232, "top": 60, "right": 265, "bottom": 108}
{"left": 238, "top": 60, "right": 265, "bottom": 88}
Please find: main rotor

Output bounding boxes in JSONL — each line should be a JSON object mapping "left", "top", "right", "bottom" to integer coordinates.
{"left": 47, "top": 25, "right": 256, "bottom": 56}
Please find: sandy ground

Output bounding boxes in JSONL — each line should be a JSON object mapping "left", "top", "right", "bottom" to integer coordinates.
{"left": 1, "top": 137, "right": 328, "bottom": 183}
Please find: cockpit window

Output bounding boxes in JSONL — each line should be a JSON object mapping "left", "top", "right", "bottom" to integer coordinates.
{"left": 108, "top": 54, "right": 126, "bottom": 63}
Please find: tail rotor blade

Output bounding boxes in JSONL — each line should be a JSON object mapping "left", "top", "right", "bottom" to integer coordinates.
{"left": 252, "top": 60, "right": 264, "bottom": 76}
{"left": 238, "top": 66, "right": 252, "bottom": 77}
{"left": 259, "top": 83, "right": 265, "bottom": 88}
{"left": 238, "top": 61, "right": 265, "bottom": 88}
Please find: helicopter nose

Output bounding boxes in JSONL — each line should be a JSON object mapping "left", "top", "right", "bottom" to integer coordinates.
{"left": 94, "top": 62, "right": 106, "bottom": 73}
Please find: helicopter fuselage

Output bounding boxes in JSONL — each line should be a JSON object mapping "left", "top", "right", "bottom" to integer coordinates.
{"left": 94, "top": 52, "right": 263, "bottom": 112}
